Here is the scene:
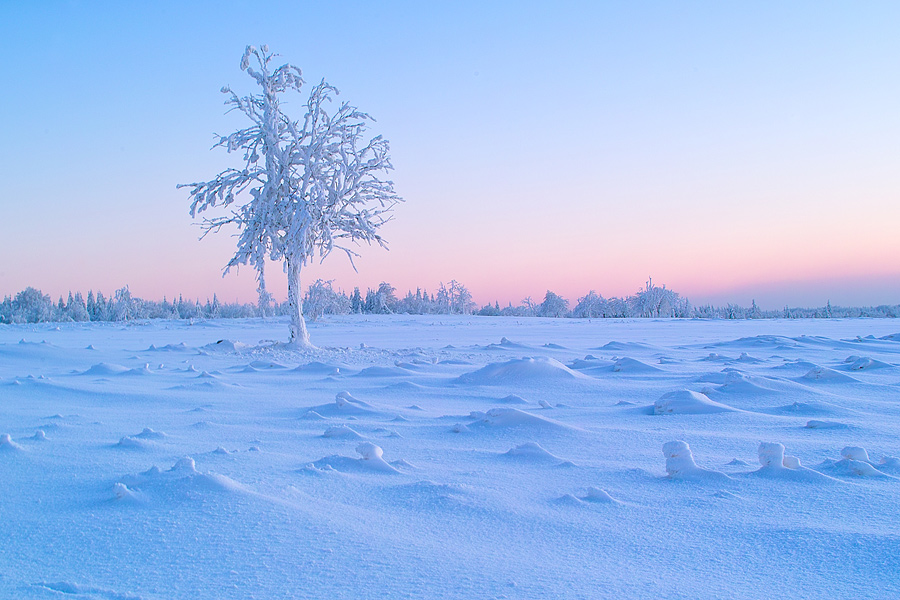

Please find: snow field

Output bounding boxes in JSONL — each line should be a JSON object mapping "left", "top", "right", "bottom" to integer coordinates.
{"left": 1, "top": 315, "right": 900, "bottom": 599}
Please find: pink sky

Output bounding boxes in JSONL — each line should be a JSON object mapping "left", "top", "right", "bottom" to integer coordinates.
{"left": 2, "top": 3, "right": 899, "bottom": 311}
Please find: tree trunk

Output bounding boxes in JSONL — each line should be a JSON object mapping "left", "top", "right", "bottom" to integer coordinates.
{"left": 286, "top": 258, "right": 313, "bottom": 348}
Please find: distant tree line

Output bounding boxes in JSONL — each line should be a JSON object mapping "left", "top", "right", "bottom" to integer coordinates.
{"left": 1, "top": 280, "right": 898, "bottom": 324}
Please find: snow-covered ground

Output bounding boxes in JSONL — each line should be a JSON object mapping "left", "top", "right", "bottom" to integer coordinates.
{"left": 2, "top": 315, "right": 899, "bottom": 600}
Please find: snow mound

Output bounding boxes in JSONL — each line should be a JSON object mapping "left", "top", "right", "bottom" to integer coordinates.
{"left": 249, "top": 360, "right": 288, "bottom": 369}
{"left": 598, "top": 341, "right": 654, "bottom": 352}
{"left": 568, "top": 357, "right": 607, "bottom": 369}
{"left": 841, "top": 446, "right": 870, "bottom": 462}
{"left": 469, "top": 408, "right": 578, "bottom": 432}
{"left": 134, "top": 427, "right": 166, "bottom": 439}
{"left": 385, "top": 480, "right": 473, "bottom": 512}
{"left": 117, "top": 457, "right": 245, "bottom": 502}
{"left": 498, "top": 394, "right": 530, "bottom": 404}
{"left": 653, "top": 390, "right": 736, "bottom": 415}
{"left": 766, "top": 401, "right": 845, "bottom": 417}
{"left": 713, "top": 370, "right": 787, "bottom": 395}
{"left": 556, "top": 487, "right": 622, "bottom": 506}
{"left": 146, "top": 342, "right": 192, "bottom": 352}
{"left": 503, "top": 442, "right": 563, "bottom": 462}
{"left": 842, "top": 356, "right": 893, "bottom": 371}
{"left": 805, "top": 420, "right": 850, "bottom": 430}
{"left": 201, "top": 340, "right": 250, "bottom": 353}
{"left": 122, "top": 364, "right": 153, "bottom": 376}
{"left": 115, "top": 436, "right": 156, "bottom": 450}
{"left": 36, "top": 581, "right": 146, "bottom": 599}
{"left": 335, "top": 391, "right": 374, "bottom": 408}
{"left": 356, "top": 442, "right": 384, "bottom": 460}
{"left": 801, "top": 366, "right": 858, "bottom": 383}
{"left": 612, "top": 357, "right": 662, "bottom": 373}
{"left": 758, "top": 442, "right": 786, "bottom": 467}
{"left": 354, "top": 366, "right": 411, "bottom": 378}
{"left": 450, "top": 423, "right": 469, "bottom": 433}
{"left": 294, "top": 361, "right": 344, "bottom": 375}
{"left": 736, "top": 352, "right": 763, "bottom": 364}
{"left": 0, "top": 433, "right": 24, "bottom": 452}
{"left": 323, "top": 426, "right": 364, "bottom": 440}
{"left": 304, "top": 392, "right": 383, "bottom": 418}
{"left": 81, "top": 363, "right": 129, "bottom": 376}
{"left": 32, "top": 430, "right": 48, "bottom": 441}
{"left": 485, "top": 337, "right": 529, "bottom": 350}
{"left": 751, "top": 443, "right": 834, "bottom": 482}
{"left": 456, "top": 357, "right": 590, "bottom": 385}
{"left": 583, "top": 487, "right": 620, "bottom": 503}
{"left": 112, "top": 482, "right": 142, "bottom": 503}
{"left": 878, "top": 456, "right": 900, "bottom": 473}
{"left": 817, "top": 447, "right": 891, "bottom": 477}
{"left": 306, "top": 444, "right": 400, "bottom": 474}
{"left": 662, "top": 441, "right": 729, "bottom": 481}
{"left": 169, "top": 380, "right": 234, "bottom": 392}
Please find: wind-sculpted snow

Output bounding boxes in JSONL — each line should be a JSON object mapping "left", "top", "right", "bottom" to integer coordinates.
{"left": 502, "top": 442, "right": 569, "bottom": 464}
{"left": 115, "top": 457, "right": 247, "bottom": 504}
{"left": 305, "top": 443, "right": 401, "bottom": 474}
{"left": 841, "top": 356, "right": 895, "bottom": 371}
{"left": 801, "top": 366, "right": 860, "bottom": 383}
{"left": 611, "top": 357, "right": 663, "bottom": 373}
{"left": 81, "top": 362, "right": 130, "bottom": 376}
{"left": 455, "top": 356, "right": 591, "bottom": 385}
{"left": 750, "top": 442, "right": 835, "bottom": 482}
{"left": 467, "top": 408, "right": 581, "bottom": 432}
{"left": 653, "top": 390, "right": 737, "bottom": 414}
{"left": 2, "top": 316, "right": 900, "bottom": 600}
{"left": 0, "top": 433, "right": 24, "bottom": 452}
{"left": 662, "top": 441, "right": 730, "bottom": 481}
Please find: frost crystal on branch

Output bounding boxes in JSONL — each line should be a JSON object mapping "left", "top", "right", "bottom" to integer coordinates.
{"left": 179, "top": 45, "right": 402, "bottom": 347}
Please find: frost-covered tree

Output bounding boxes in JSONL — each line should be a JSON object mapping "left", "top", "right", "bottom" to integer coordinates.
{"left": 181, "top": 45, "right": 401, "bottom": 347}
{"left": 349, "top": 287, "right": 363, "bottom": 314}
{"left": 448, "top": 280, "right": 476, "bottom": 315}
{"left": 572, "top": 290, "right": 606, "bottom": 318}
{"left": 7, "top": 287, "right": 53, "bottom": 323}
{"left": 372, "top": 282, "right": 398, "bottom": 314}
{"left": 538, "top": 291, "right": 570, "bottom": 318}
{"left": 303, "top": 279, "right": 350, "bottom": 321}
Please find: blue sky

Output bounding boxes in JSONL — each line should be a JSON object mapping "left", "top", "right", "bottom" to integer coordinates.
{"left": 2, "top": 1, "right": 898, "bottom": 309}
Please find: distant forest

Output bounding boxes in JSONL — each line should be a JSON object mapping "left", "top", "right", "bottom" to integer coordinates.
{"left": 1, "top": 279, "right": 898, "bottom": 324}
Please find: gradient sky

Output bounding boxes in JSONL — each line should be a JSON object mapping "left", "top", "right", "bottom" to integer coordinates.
{"left": 2, "top": 1, "right": 898, "bottom": 310}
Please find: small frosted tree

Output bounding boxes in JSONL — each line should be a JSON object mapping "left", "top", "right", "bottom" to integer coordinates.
{"left": 180, "top": 45, "right": 401, "bottom": 347}
{"left": 538, "top": 290, "right": 569, "bottom": 318}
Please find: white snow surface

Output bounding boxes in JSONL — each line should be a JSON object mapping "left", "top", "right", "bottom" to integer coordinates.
{"left": 2, "top": 315, "right": 900, "bottom": 599}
